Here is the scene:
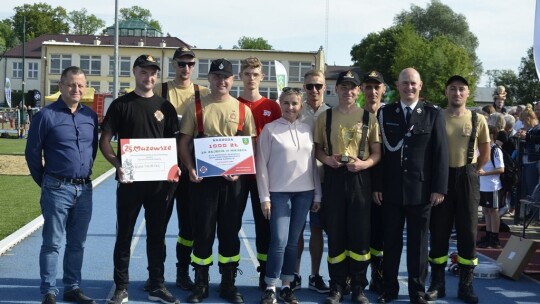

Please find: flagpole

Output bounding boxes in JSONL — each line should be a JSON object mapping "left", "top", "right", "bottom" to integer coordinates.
{"left": 534, "top": 0, "right": 540, "bottom": 83}
{"left": 113, "top": 0, "right": 119, "bottom": 99}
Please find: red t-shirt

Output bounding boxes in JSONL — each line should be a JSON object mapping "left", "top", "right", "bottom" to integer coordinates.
{"left": 238, "top": 96, "right": 281, "bottom": 137}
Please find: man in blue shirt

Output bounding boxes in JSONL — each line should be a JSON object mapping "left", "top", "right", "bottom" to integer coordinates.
{"left": 25, "top": 66, "right": 98, "bottom": 304}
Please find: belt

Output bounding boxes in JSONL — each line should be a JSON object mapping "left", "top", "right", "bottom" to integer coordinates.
{"left": 48, "top": 173, "right": 91, "bottom": 185}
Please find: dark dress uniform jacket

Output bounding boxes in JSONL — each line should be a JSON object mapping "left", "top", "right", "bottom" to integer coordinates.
{"left": 374, "top": 101, "right": 449, "bottom": 205}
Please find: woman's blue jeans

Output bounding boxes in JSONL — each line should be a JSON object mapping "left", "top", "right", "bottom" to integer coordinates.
{"left": 264, "top": 190, "right": 314, "bottom": 286}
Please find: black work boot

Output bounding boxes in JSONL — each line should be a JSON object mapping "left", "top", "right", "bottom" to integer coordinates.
{"left": 425, "top": 263, "right": 446, "bottom": 300}
{"left": 219, "top": 264, "right": 244, "bottom": 303}
{"left": 351, "top": 270, "right": 369, "bottom": 304}
{"left": 176, "top": 263, "right": 195, "bottom": 290}
{"left": 458, "top": 266, "right": 479, "bottom": 304}
{"left": 368, "top": 256, "right": 384, "bottom": 294}
{"left": 187, "top": 266, "right": 209, "bottom": 303}
{"left": 257, "top": 261, "right": 267, "bottom": 290}
{"left": 324, "top": 281, "right": 344, "bottom": 304}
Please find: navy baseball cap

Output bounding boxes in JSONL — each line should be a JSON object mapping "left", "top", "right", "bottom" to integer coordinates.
{"left": 209, "top": 58, "right": 233, "bottom": 77}
{"left": 133, "top": 54, "right": 160, "bottom": 70}
{"left": 336, "top": 70, "right": 360, "bottom": 86}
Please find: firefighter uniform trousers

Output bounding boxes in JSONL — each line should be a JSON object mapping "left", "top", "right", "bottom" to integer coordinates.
{"left": 175, "top": 165, "right": 194, "bottom": 268}
{"left": 429, "top": 164, "right": 479, "bottom": 267}
{"left": 189, "top": 175, "right": 245, "bottom": 267}
{"left": 322, "top": 165, "right": 371, "bottom": 288}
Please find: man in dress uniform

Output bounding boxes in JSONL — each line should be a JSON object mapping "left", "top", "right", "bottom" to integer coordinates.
{"left": 373, "top": 68, "right": 448, "bottom": 304}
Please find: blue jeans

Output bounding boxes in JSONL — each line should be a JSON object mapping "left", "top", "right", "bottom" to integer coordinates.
{"left": 522, "top": 162, "right": 540, "bottom": 198}
{"left": 265, "top": 190, "right": 313, "bottom": 286}
{"left": 39, "top": 174, "right": 93, "bottom": 295}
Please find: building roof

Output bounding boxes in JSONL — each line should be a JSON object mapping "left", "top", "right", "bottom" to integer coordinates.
{"left": 325, "top": 65, "right": 364, "bottom": 81}
{"left": 105, "top": 19, "right": 163, "bottom": 37}
{"left": 475, "top": 87, "right": 494, "bottom": 104}
{"left": 107, "top": 19, "right": 160, "bottom": 31}
{"left": 4, "top": 34, "right": 191, "bottom": 58}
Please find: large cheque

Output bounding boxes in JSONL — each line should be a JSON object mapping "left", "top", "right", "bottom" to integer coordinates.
{"left": 120, "top": 138, "right": 178, "bottom": 182}
{"left": 193, "top": 136, "right": 255, "bottom": 178}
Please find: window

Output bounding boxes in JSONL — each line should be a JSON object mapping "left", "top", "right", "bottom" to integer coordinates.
{"left": 12, "top": 62, "right": 23, "bottom": 78}
{"left": 326, "top": 85, "right": 336, "bottom": 97}
{"left": 198, "top": 59, "right": 211, "bottom": 79}
{"left": 80, "top": 55, "right": 101, "bottom": 75}
{"left": 109, "top": 56, "right": 132, "bottom": 76}
{"left": 87, "top": 81, "right": 101, "bottom": 92}
{"left": 289, "top": 61, "right": 312, "bottom": 82}
{"left": 49, "top": 80, "right": 59, "bottom": 94}
{"left": 231, "top": 60, "right": 240, "bottom": 80}
{"left": 259, "top": 87, "right": 279, "bottom": 100}
{"left": 155, "top": 57, "right": 161, "bottom": 78}
{"left": 230, "top": 86, "right": 241, "bottom": 98}
{"left": 120, "top": 82, "right": 130, "bottom": 92}
{"left": 262, "top": 61, "right": 276, "bottom": 81}
{"left": 107, "top": 82, "right": 131, "bottom": 93}
{"left": 50, "top": 54, "right": 72, "bottom": 74}
{"left": 120, "top": 57, "right": 131, "bottom": 76}
{"left": 27, "top": 62, "right": 38, "bottom": 79}
{"left": 168, "top": 58, "right": 176, "bottom": 78}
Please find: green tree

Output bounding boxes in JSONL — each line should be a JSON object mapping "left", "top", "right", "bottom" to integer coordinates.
{"left": 119, "top": 6, "right": 162, "bottom": 32}
{"left": 350, "top": 26, "right": 401, "bottom": 86}
{"left": 517, "top": 47, "right": 540, "bottom": 104}
{"left": 12, "top": 3, "right": 69, "bottom": 42}
{"left": 488, "top": 47, "right": 540, "bottom": 105}
{"left": 394, "top": 0, "right": 482, "bottom": 78}
{"left": 233, "top": 36, "right": 273, "bottom": 50}
{"left": 486, "top": 69, "right": 519, "bottom": 105}
{"left": 69, "top": 8, "right": 105, "bottom": 35}
{"left": 0, "top": 19, "right": 17, "bottom": 55}
{"left": 391, "top": 25, "right": 476, "bottom": 106}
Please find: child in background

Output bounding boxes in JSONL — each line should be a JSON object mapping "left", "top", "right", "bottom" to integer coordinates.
{"left": 477, "top": 125, "right": 505, "bottom": 248}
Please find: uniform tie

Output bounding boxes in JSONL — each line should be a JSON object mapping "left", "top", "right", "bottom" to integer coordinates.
{"left": 405, "top": 106, "right": 412, "bottom": 125}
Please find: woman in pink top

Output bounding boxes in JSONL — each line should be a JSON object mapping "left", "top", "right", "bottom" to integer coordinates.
{"left": 256, "top": 87, "right": 322, "bottom": 304}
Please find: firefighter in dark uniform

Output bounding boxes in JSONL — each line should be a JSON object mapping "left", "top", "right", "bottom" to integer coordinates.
{"left": 315, "top": 70, "right": 381, "bottom": 304}
{"left": 373, "top": 68, "right": 448, "bottom": 304}
{"left": 425, "top": 75, "right": 489, "bottom": 304}
{"left": 360, "top": 70, "right": 387, "bottom": 295}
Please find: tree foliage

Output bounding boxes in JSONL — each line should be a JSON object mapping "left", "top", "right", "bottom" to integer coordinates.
{"left": 517, "top": 47, "right": 540, "bottom": 104}
{"left": 350, "top": 27, "right": 401, "bottom": 85}
{"left": 0, "top": 19, "right": 16, "bottom": 55}
{"left": 488, "top": 47, "right": 540, "bottom": 105}
{"left": 69, "top": 8, "right": 105, "bottom": 35}
{"left": 350, "top": 0, "right": 480, "bottom": 106}
{"left": 233, "top": 36, "right": 273, "bottom": 50}
{"left": 351, "top": 24, "right": 476, "bottom": 107}
{"left": 391, "top": 25, "right": 476, "bottom": 106}
{"left": 486, "top": 69, "right": 519, "bottom": 104}
{"left": 119, "top": 6, "right": 162, "bottom": 32}
{"left": 12, "top": 3, "right": 69, "bottom": 42}
{"left": 394, "top": 0, "right": 482, "bottom": 77}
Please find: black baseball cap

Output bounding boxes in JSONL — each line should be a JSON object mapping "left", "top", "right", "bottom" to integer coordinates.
{"left": 133, "top": 54, "right": 160, "bottom": 70}
{"left": 446, "top": 75, "right": 468, "bottom": 87}
{"left": 209, "top": 58, "right": 233, "bottom": 77}
{"left": 362, "top": 70, "right": 385, "bottom": 84}
{"left": 336, "top": 70, "right": 360, "bottom": 86}
{"left": 174, "top": 47, "right": 195, "bottom": 59}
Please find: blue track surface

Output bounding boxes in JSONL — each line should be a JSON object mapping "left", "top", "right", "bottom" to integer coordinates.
{"left": 1, "top": 175, "right": 539, "bottom": 303}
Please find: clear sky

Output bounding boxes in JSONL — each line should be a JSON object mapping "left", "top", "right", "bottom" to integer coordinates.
{"left": 1, "top": 0, "right": 536, "bottom": 86}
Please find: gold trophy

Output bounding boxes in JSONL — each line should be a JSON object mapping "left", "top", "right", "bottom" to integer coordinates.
{"left": 339, "top": 126, "right": 357, "bottom": 164}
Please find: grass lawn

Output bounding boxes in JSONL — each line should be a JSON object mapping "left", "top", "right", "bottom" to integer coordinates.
{"left": 0, "top": 138, "right": 114, "bottom": 240}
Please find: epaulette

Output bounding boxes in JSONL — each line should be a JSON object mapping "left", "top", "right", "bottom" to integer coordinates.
{"left": 423, "top": 101, "right": 438, "bottom": 109}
